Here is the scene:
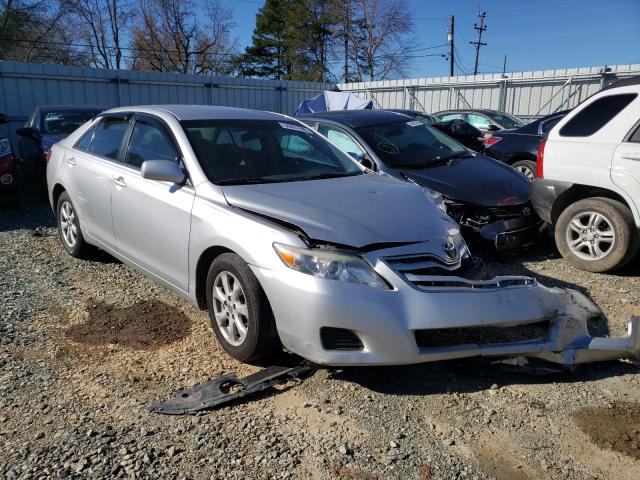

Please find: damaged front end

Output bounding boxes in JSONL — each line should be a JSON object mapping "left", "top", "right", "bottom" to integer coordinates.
{"left": 443, "top": 197, "right": 542, "bottom": 250}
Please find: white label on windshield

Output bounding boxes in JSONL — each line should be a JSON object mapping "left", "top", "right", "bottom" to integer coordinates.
{"left": 406, "top": 120, "right": 422, "bottom": 127}
{"left": 279, "top": 122, "right": 309, "bottom": 132}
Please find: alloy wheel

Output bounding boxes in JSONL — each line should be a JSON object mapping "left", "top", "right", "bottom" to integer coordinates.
{"left": 515, "top": 165, "right": 535, "bottom": 181}
{"left": 212, "top": 271, "right": 250, "bottom": 346}
{"left": 59, "top": 201, "right": 78, "bottom": 248}
{"left": 565, "top": 211, "right": 615, "bottom": 261}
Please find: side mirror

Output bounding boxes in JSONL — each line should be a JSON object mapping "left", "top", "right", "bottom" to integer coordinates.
{"left": 486, "top": 124, "right": 500, "bottom": 132}
{"left": 360, "top": 157, "right": 376, "bottom": 171}
{"left": 16, "top": 127, "right": 41, "bottom": 140}
{"left": 141, "top": 160, "right": 185, "bottom": 184}
{"left": 0, "top": 113, "right": 7, "bottom": 125}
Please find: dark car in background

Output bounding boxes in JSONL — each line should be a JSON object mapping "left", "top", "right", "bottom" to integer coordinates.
{"left": 17, "top": 105, "right": 103, "bottom": 190}
{"left": 387, "top": 108, "right": 484, "bottom": 151}
{"left": 483, "top": 110, "right": 569, "bottom": 180}
{"left": 434, "top": 108, "right": 526, "bottom": 136}
{"left": 0, "top": 113, "right": 17, "bottom": 202}
{"left": 299, "top": 110, "right": 541, "bottom": 251}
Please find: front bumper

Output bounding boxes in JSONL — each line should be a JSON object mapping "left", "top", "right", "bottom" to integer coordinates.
{"left": 253, "top": 240, "right": 640, "bottom": 366}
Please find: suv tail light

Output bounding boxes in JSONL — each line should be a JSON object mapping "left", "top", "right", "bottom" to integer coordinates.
{"left": 485, "top": 136, "right": 502, "bottom": 147}
{"left": 536, "top": 138, "right": 546, "bottom": 179}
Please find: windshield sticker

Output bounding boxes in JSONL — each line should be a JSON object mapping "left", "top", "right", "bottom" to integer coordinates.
{"left": 279, "top": 122, "right": 309, "bottom": 133}
{"left": 407, "top": 120, "right": 423, "bottom": 127}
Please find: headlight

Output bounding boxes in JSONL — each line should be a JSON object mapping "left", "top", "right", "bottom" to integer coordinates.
{"left": 423, "top": 187, "right": 447, "bottom": 213}
{"left": 0, "top": 139, "right": 10, "bottom": 157}
{"left": 273, "top": 243, "right": 390, "bottom": 289}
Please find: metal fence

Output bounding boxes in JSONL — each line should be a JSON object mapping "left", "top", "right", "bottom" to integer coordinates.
{"left": 338, "top": 64, "right": 640, "bottom": 122}
{"left": 0, "top": 60, "right": 333, "bottom": 148}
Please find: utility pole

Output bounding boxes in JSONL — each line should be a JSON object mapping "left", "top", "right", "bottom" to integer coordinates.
{"left": 502, "top": 54, "right": 507, "bottom": 74}
{"left": 469, "top": 11, "right": 487, "bottom": 75}
{"left": 448, "top": 15, "right": 455, "bottom": 77}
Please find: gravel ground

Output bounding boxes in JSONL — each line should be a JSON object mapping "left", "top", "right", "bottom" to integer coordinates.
{"left": 2, "top": 186, "right": 640, "bottom": 480}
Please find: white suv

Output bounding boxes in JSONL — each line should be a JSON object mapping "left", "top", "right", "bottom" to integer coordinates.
{"left": 531, "top": 77, "right": 640, "bottom": 272}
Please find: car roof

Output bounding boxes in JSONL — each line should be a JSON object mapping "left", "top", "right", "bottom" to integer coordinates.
{"left": 104, "top": 105, "right": 288, "bottom": 122}
{"left": 602, "top": 75, "right": 640, "bottom": 91}
{"left": 298, "top": 110, "right": 409, "bottom": 128}
{"left": 434, "top": 108, "right": 506, "bottom": 116}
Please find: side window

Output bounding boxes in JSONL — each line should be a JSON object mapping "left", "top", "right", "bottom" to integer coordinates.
{"left": 466, "top": 113, "right": 492, "bottom": 130}
{"left": 318, "top": 125, "right": 365, "bottom": 157}
{"left": 75, "top": 124, "right": 97, "bottom": 151}
{"left": 438, "top": 113, "right": 462, "bottom": 122}
{"left": 629, "top": 123, "right": 640, "bottom": 143}
{"left": 89, "top": 117, "right": 129, "bottom": 160}
{"left": 125, "top": 120, "right": 179, "bottom": 169}
{"left": 560, "top": 93, "right": 638, "bottom": 137}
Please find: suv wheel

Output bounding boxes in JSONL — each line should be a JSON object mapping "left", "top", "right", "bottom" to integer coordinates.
{"left": 56, "top": 191, "right": 94, "bottom": 258}
{"left": 512, "top": 160, "right": 537, "bottom": 181}
{"left": 555, "top": 197, "right": 638, "bottom": 272}
{"left": 206, "top": 253, "right": 280, "bottom": 362}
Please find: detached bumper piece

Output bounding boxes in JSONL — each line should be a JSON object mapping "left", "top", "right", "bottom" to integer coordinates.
{"left": 150, "top": 363, "right": 313, "bottom": 415}
{"left": 414, "top": 289, "right": 640, "bottom": 365}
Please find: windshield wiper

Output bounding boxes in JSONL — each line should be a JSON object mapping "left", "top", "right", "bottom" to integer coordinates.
{"left": 297, "top": 172, "right": 361, "bottom": 181}
{"left": 216, "top": 177, "right": 278, "bottom": 186}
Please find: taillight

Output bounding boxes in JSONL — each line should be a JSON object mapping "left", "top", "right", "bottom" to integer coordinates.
{"left": 536, "top": 138, "right": 546, "bottom": 179}
{"left": 44, "top": 149, "right": 52, "bottom": 164}
{"left": 485, "top": 136, "right": 502, "bottom": 147}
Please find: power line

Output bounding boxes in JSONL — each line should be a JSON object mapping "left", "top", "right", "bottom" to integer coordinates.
{"left": 469, "top": 11, "right": 487, "bottom": 76}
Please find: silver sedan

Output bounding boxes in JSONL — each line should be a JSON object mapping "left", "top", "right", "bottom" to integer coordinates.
{"left": 47, "top": 105, "right": 640, "bottom": 365}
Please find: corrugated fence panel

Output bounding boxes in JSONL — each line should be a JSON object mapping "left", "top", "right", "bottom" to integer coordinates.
{"left": 0, "top": 61, "right": 332, "bottom": 148}
{"left": 339, "top": 63, "right": 640, "bottom": 121}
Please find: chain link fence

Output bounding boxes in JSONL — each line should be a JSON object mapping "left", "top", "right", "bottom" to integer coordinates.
{"left": 338, "top": 64, "right": 640, "bottom": 122}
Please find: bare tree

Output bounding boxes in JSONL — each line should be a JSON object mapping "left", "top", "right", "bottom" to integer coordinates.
{"left": 63, "top": 0, "right": 133, "bottom": 69}
{"left": 349, "top": 0, "right": 414, "bottom": 81}
{"left": 130, "top": 0, "right": 236, "bottom": 75}
{"left": 0, "top": 1, "right": 88, "bottom": 65}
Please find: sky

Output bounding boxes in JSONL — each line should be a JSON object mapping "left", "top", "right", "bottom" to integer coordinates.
{"left": 219, "top": 0, "right": 640, "bottom": 79}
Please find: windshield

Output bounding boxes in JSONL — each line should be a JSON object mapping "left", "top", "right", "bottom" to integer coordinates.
{"left": 486, "top": 112, "right": 525, "bottom": 129}
{"left": 41, "top": 110, "right": 101, "bottom": 135}
{"left": 181, "top": 119, "right": 363, "bottom": 184}
{"left": 355, "top": 120, "right": 470, "bottom": 168}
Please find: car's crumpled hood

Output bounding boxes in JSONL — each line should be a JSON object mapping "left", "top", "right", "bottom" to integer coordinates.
{"left": 222, "top": 173, "right": 455, "bottom": 248}
{"left": 396, "top": 154, "right": 530, "bottom": 206}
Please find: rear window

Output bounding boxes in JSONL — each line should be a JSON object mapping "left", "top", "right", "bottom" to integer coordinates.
{"left": 42, "top": 110, "right": 101, "bottom": 136}
{"left": 560, "top": 93, "right": 637, "bottom": 137}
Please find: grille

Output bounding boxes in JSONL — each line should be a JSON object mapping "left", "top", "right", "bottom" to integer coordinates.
{"left": 415, "top": 320, "right": 550, "bottom": 348}
{"left": 488, "top": 202, "right": 534, "bottom": 219}
{"left": 320, "top": 327, "right": 363, "bottom": 351}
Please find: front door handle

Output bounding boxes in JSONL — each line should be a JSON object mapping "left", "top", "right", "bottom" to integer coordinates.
{"left": 621, "top": 152, "right": 640, "bottom": 161}
{"left": 113, "top": 176, "right": 126, "bottom": 188}
{"left": 67, "top": 156, "right": 76, "bottom": 165}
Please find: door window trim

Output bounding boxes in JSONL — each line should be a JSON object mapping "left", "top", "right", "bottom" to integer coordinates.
{"left": 72, "top": 113, "right": 133, "bottom": 165}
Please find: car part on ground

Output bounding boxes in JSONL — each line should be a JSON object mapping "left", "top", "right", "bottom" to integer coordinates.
{"left": 483, "top": 110, "right": 569, "bottom": 180}
{"left": 531, "top": 77, "right": 640, "bottom": 272}
{"left": 298, "top": 110, "right": 541, "bottom": 251}
{"left": 149, "top": 363, "right": 314, "bottom": 415}
{"left": 48, "top": 105, "right": 639, "bottom": 367}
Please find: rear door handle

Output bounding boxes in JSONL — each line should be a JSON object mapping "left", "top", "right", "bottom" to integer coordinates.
{"left": 67, "top": 156, "right": 76, "bottom": 165}
{"left": 621, "top": 152, "right": 640, "bottom": 161}
{"left": 113, "top": 176, "right": 126, "bottom": 188}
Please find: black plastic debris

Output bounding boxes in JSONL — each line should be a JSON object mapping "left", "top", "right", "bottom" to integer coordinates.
{"left": 150, "top": 363, "right": 313, "bottom": 415}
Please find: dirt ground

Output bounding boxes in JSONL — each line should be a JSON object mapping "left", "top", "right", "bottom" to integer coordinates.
{"left": 2, "top": 189, "right": 640, "bottom": 480}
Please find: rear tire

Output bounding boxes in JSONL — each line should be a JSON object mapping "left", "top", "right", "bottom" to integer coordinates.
{"left": 511, "top": 159, "right": 537, "bottom": 181}
{"left": 206, "top": 253, "right": 280, "bottom": 362}
{"left": 56, "top": 191, "right": 94, "bottom": 259}
{"left": 555, "top": 197, "right": 638, "bottom": 273}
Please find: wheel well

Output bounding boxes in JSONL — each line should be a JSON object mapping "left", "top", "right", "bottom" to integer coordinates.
{"left": 551, "top": 185, "right": 632, "bottom": 224}
{"left": 195, "top": 246, "right": 234, "bottom": 310}
{"left": 52, "top": 184, "right": 66, "bottom": 214}
{"left": 505, "top": 154, "right": 536, "bottom": 165}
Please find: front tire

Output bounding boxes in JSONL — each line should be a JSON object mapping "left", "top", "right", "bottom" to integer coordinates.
{"left": 56, "top": 191, "right": 94, "bottom": 258}
{"left": 512, "top": 159, "right": 537, "bottom": 181}
{"left": 555, "top": 197, "right": 638, "bottom": 272}
{"left": 206, "top": 253, "right": 280, "bottom": 362}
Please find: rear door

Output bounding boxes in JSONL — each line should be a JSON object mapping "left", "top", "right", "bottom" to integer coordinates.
{"left": 111, "top": 114, "right": 195, "bottom": 291}
{"left": 612, "top": 119, "right": 640, "bottom": 207}
{"left": 65, "top": 114, "right": 130, "bottom": 249}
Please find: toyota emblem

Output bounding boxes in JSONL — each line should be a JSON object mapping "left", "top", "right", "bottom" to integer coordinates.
{"left": 442, "top": 240, "right": 458, "bottom": 261}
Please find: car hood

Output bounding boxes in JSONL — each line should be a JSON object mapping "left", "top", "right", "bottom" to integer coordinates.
{"left": 396, "top": 154, "right": 530, "bottom": 206}
{"left": 221, "top": 173, "right": 455, "bottom": 248}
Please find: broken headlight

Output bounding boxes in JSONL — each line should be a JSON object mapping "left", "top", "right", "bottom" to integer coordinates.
{"left": 273, "top": 243, "right": 390, "bottom": 289}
